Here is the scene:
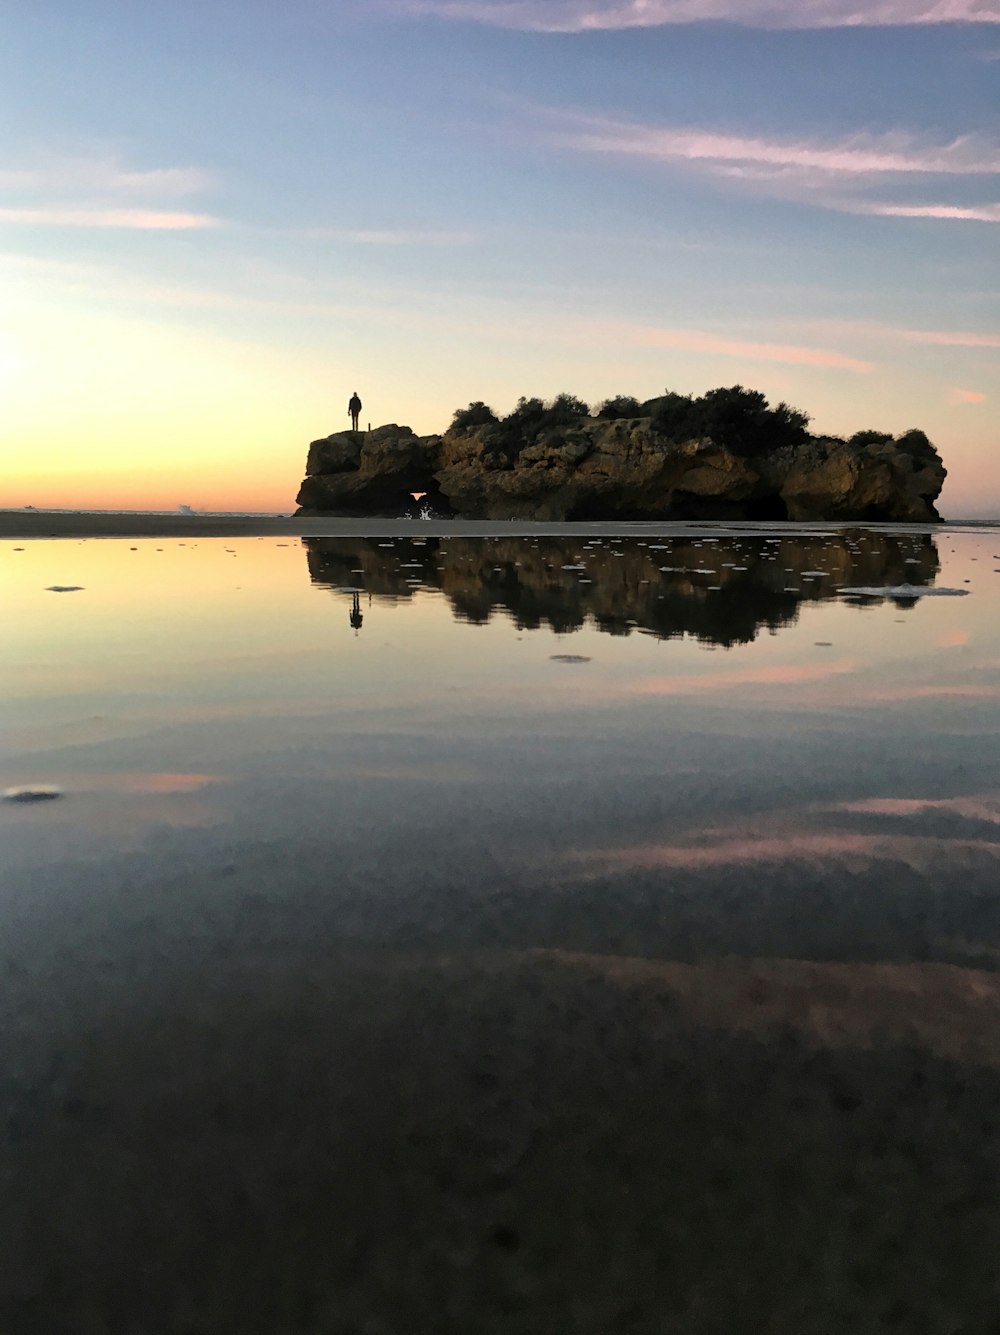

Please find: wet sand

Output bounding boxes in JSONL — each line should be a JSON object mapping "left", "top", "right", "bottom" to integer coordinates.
{"left": 4, "top": 938, "right": 1000, "bottom": 1334}
{"left": 5, "top": 514, "right": 1000, "bottom": 1331}
{"left": 0, "top": 508, "right": 978, "bottom": 540}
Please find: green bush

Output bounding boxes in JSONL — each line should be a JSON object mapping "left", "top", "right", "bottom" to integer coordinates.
{"left": 596, "top": 396, "right": 643, "bottom": 420}
{"left": 503, "top": 396, "right": 547, "bottom": 430}
{"left": 451, "top": 401, "right": 499, "bottom": 431}
{"left": 648, "top": 392, "right": 699, "bottom": 441}
{"left": 647, "top": 386, "right": 809, "bottom": 457}
{"left": 548, "top": 392, "right": 590, "bottom": 422}
{"left": 849, "top": 429, "right": 894, "bottom": 448}
{"left": 451, "top": 387, "right": 932, "bottom": 470}
{"left": 895, "top": 428, "right": 939, "bottom": 464}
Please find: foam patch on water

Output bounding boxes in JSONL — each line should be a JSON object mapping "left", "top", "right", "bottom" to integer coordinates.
{"left": 3, "top": 786, "right": 63, "bottom": 803}
{"left": 839, "top": 585, "right": 969, "bottom": 598}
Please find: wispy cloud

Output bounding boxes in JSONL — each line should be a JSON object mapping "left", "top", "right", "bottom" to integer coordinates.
{"left": 840, "top": 200, "right": 1000, "bottom": 220}
{"left": 607, "top": 322, "right": 873, "bottom": 371}
{"left": 551, "top": 114, "right": 1000, "bottom": 180}
{"left": 0, "top": 150, "right": 220, "bottom": 231}
{"left": 0, "top": 155, "right": 211, "bottom": 197}
{"left": 403, "top": 0, "right": 1000, "bottom": 30}
{"left": 545, "top": 111, "right": 1000, "bottom": 224}
{"left": 905, "top": 328, "right": 1000, "bottom": 347}
{"left": 951, "top": 386, "right": 987, "bottom": 402}
{"left": 0, "top": 207, "right": 220, "bottom": 230}
{"left": 303, "top": 227, "right": 478, "bottom": 245}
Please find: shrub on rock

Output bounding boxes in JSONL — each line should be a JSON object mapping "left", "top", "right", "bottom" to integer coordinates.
{"left": 596, "top": 396, "right": 643, "bottom": 419}
{"left": 451, "top": 401, "right": 499, "bottom": 430}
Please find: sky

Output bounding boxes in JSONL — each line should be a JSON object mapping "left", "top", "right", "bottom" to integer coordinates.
{"left": 1, "top": 0, "right": 997, "bottom": 516}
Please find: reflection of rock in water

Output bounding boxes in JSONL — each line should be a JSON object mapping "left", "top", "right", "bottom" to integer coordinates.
{"left": 305, "top": 532, "right": 940, "bottom": 649}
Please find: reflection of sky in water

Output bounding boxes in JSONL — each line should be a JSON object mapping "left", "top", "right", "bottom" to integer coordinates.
{"left": 3, "top": 527, "right": 1000, "bottom": 967}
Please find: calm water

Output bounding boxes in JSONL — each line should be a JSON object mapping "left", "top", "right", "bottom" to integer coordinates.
{"left": 5, "top": 526, "right": 999, "bottom": 962}
{"left": 4, "top": 525, "right": 1000, "bottom": 1333}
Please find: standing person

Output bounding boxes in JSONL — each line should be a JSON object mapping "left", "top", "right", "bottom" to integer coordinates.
{"left": 348, "top": 392, "right": 362, "bottom": 432}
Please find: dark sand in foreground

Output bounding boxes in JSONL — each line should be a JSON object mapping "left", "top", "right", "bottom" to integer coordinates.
{"left": 4, "top": 938, "right": 1000, "bottom": 1335}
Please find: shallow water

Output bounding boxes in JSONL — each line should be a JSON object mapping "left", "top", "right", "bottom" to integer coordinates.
{"left": 4, "top": 525, "right": 1000, "bottom": 1332}
{"left": 5, "top": 525, "right": 999, "bottom": 963}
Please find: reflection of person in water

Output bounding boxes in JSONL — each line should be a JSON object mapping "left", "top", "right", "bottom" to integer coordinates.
{"left": 350, "top": 591, "right": 364, "bottom": 632}
{"left": 348, "top": 392, "right": 362, "bottom": 432}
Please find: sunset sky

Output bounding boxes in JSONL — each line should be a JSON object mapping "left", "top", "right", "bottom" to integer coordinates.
{"left": 2, "top": 0, "right": 997, "bottom": 516}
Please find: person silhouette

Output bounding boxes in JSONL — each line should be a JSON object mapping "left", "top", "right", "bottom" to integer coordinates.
{"left": 348, "top": 392, "right": 362, "bottom": 432}
{"left": 350, "top": 591, "right": 364, "bottom": 632}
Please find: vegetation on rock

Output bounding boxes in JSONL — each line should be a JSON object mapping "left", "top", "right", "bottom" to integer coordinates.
{"left": 298, "top": 386, "right": 946, "bottom": 522}
{"left": 595, "top": 395, "right": 643, "bottom": 419}
{"left": 450, "top": 401, "right": 500, "bottom": 430}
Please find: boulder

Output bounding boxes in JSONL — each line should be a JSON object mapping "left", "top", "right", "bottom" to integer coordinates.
{"left": 296, "top": 425, "right": 443, "bottom": 516}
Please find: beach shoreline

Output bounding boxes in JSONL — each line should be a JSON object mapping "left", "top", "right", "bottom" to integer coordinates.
{"left": 1, "top": 509, "right": 993, "bottom": 540}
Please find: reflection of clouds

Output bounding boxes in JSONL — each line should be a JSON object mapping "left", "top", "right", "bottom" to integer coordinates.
{"left": 561, "top": 830, "right": 1000, "bottom": 874}
{"left": 840, "top": 795, "right": 1000, "bottom": 824}
{"left": 854, "top": 682, "right": 1000, "bottom": 702}
{"left": 935, "top": 628, "right": 971, "bottom": 648}
{"left": 628, "top": 656, "right": 858, "bottom": 695}
{"left": 557, "top": 791, "right": 1000, "bottom": 880}
{"left": 116, "top": 772, "right": 224, "bottom": 794}
{"left": 525, "top": 950, "right": 1000, "bottom": 1069}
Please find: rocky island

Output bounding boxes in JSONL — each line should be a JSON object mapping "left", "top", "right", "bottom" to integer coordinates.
{"left": 296, "top": 386, "right": 947, "bottom": 522}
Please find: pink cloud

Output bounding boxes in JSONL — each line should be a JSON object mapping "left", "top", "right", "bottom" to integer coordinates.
{"left": 611, "top": 322, "right": 873, "bottom": 371}
{"left": 905, "top": 328, "right": 1000, "bottom": 348}
{"left": 403, "top": 0, "right": 1000, "bottom": 30}
{"left": 843, "top": 201, "right": 1000, "bottom": 221}
{"left": 951, "top": 387, "right": 988, "bottom": 402}
{"left": 552, "top": 117, "right": 1000, "bottom": 177}
{"left": 0, "top": 207, "right": 220, "bottom": 230}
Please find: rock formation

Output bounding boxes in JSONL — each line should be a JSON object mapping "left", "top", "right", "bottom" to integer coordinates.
{"left": 295, "top": 415, "right": 946, "bottom": 522}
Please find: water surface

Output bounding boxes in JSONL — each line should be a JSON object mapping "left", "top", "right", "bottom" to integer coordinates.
{"left": 4, "top": 525, "right": 1000, "bottom": 1332}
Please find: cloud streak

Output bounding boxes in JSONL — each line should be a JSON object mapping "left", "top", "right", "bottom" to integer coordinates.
{"left": 303, "top": 227, "right": 478, "bottom": 245}
{"left": 0, "top": 207, "right": 220, "bottom": 230}
{"left": 841, "top": 200, "right": 1000, "bottom": 220}
{"left": 606, "top": 322, "right": 873, "bottom": 370}
{"left": 0, "top": 150, "right": 219, "bottom": 231}
{"left": 404, "top": 0, "right": 1000, "bottom": 30}
{"left": 0, "top": 157, "right": 211, "bottom": 197}
{"left": 905, "top": 328, "right": 1000, "bottom": 347}
{"left": 545, "top": 111, "right": 1000, "bottom": 225}
{"left": 552, "top": 115, "right": 1000, "bottom": 179}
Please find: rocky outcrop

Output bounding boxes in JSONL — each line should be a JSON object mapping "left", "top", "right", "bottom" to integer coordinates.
{"left": 297, "top": 424, "right": 444, "bottom": 516}
{"left": 295, "top": 416, "right": 946, "bottom": 522}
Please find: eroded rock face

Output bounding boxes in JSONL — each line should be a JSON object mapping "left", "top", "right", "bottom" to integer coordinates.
{"left": 295, "top": 417, "right": 946, "bottom": 521}
{"left": 297, "top": 425, "right": 444, "bottom": 516}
